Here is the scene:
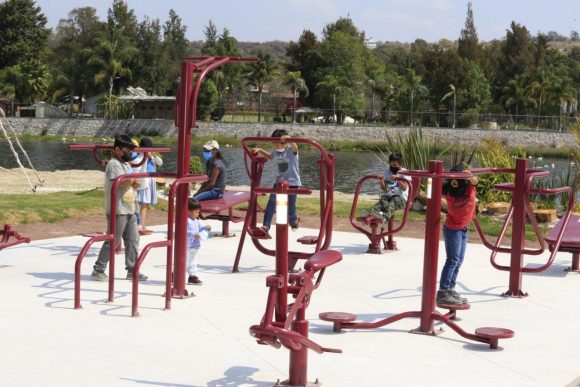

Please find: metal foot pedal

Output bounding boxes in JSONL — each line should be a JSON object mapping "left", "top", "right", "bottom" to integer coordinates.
{"left": 475, "top": 327, "right": 514, "bottom": 349}
{"left": 319, "top": 312, "right": 356, "bottom": 332}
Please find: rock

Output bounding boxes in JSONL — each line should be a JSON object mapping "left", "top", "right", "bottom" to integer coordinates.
{"left": 534, "top": 209, "right": 557, "bottom": 223}
{"left": 487, "top": 202, "right": 510, "bottom": 215}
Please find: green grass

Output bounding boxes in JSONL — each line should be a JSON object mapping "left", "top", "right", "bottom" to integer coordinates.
{"left": 0, "top": 190, "right": 105, "bottom": 224}
{"left": 0, "top": 190, "right": 557, "bottom": 242}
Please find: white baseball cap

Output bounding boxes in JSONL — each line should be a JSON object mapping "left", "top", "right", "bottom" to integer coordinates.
{"left": 203, "top": 140, "right": 220, "bottom": 150}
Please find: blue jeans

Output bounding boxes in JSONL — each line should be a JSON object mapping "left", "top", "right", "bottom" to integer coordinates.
{"left": 263, "top": 185, "right": 299, "bottom": 228}
{"left": 439, "top": 225, "right": 468, "bottom": 290}
{"left": 193, "top": 188, "right": 223, "bottom": 201}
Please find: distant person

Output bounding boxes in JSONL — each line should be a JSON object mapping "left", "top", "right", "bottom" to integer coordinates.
{"left": 135, "top": 137, "right": 163, "bottom": 235}
{"left": 252, "top": 129, "right": 301, "bottom": 231}
{"left": 436, "top": 164, "right": 478, "bottom": 305}
{"left": 192, "top": 140, "right": 226, "bottom": 201}
{"left": 91, "top": 134, "right": 147, "bottom": 282}
{"left": 366, "top": 153, "right": 411, "bottom": 222}
{"left": 186, "top": 198, "right": 211, "bottom": 285}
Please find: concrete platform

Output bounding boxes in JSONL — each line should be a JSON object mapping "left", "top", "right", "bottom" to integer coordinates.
{"left": 1, "top": 221, "right": 579, "bottom": 387}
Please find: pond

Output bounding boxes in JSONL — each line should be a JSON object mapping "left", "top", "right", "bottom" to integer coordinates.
{"left": 0, "top": 141, "right": 577, "bottom": 195}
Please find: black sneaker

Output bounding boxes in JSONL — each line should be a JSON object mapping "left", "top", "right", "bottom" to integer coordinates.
{"left": 436, "top": 290, "right": 462, "bottom": 305}
{"left": 188, "top": 275, "right": 203, "bottom": 285}
{"left": 449, "top": 289, "right": 468, "bottom": 303}
{"left": 290, "top": 217, "right": 300, "bottom": 231}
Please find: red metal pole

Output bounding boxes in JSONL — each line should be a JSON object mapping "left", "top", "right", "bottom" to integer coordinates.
{"left": 289, "top": 310, "right": 309, "bottom": 386}
{"left": 274, "top": 180, "right": 289, "bottom": 323}
{"left": 172, "top": 61, "right": 194, "bottom": 297}
{"left": 419, "top": 160, "right": 443, "bottom": 333}
{"left": 505, "top": 158, "right": 528, "bottom": 297}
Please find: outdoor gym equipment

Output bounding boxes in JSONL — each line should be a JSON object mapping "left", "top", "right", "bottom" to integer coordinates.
{"left": 233, "top": 136, "right": 335, "bottom": 272}
{"left": 71, "top": 56, "right": 258, "bottom": 314}
{"left": 320, "top": 160, "right": 514, "bottom": 349}
{"left": 544, "top": 215, "right": 580, "bottom": 272}
{"left": 249, "top": 179, "right": 342, "bottom": 386}
{"left": 350, "top": 174, "right": 420, "bottom": 253}
{"left": 0, "top": 224, "right": 30, "bottom": 251}
{"left": 471, "top": 158, "right": 575, "bottom": 297}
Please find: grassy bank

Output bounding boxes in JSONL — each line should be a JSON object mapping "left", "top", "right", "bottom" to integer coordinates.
{"left": 0, "top": 189, "right": 548, "bottom": 241}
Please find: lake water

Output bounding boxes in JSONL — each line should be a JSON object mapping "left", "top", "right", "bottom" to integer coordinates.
{"left": 0, "top": 141, "right": 577, "bottom": 195}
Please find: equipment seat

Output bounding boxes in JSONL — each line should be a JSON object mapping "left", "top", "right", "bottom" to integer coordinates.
{"left": 304, "top": 250, "right": 342, "bottom": 273}
{"left": 297, "top": 235, "right": 318, "bottom": 245}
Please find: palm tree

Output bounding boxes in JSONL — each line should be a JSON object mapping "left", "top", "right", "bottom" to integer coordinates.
{"left": 502, "top": 75, "right": 535, "bottom": 130}
{"left": 440, "top": 84, "right": 457, "bottom": 128}
{"left": 286, "top": 71, "right": 309, "bottom": 123}
{"left": 551, "top": 80, "right": 577, "bottom": 132}
{"left": 528, "top": 68, "right": 551, "bottom": 130}
{"left": 87, "top": 31, "right": 138, "bottom": 118}
{"left": 245, "top": 51, "right": 278, "bottom": 122}
{"left": 403, "top": 68, "right": 429, "bottom": 127}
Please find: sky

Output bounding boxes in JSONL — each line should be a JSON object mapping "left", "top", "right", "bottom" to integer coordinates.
{"left": 34, "top": 0, "right": 579, "bottom": 43}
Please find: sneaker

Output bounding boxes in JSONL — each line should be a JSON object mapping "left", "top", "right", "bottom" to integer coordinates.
{"left": 449, "top": 289, "right": 468, "bottom": 303}
{"left": 126, "top": 271, "right": 148, "bottom": 281}
{"left": 188, "top": 275, "right": 203, "bottom": 285}
{"left": 290, "top": 217, "right": 300, "bottom": 231}
{"left": 436, "top": 290, "right": 462, "bottom": 305}
{"left": 90, "top": 270, "right": 108, "bottom": 282}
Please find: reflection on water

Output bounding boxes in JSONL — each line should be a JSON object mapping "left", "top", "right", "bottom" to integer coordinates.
{"left": 0, "top": 141, "right": 576, "bottom": 195}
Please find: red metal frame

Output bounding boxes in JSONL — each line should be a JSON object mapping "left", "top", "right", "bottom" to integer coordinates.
{"left": 249, "top": 180, "right": 342, "bottom": 386}
{"left": 349, "top": 174, "right": 420, "bottom": 254}
{"left": 0, "top": 224, "right": 30, "bottom": 251}
{"left": 320, "top": 160, "right": 514, "bottom": 349}
{"left": 172, "top": 56, "right": 258, "bottom": 294}
{"left": 232, "top": 137, "right": 335, "bottom": 272}
{"left": 71, "top": 56, "right": 257, "bottom": 313}
{"left": 471, "top": 158, "right": 575, "bottom": 296}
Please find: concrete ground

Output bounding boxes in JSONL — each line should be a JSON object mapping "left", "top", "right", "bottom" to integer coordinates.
{"left": 1, "top": 220, "right": 579, "bottom": 387}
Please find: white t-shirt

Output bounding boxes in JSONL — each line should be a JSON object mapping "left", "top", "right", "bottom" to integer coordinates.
{"left": 383, "top": 168, "right": 412, "bottom": 202}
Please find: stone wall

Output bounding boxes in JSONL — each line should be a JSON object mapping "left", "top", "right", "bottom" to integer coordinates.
{"left": 5, "top": 117, "right": 577, "bottom": 149}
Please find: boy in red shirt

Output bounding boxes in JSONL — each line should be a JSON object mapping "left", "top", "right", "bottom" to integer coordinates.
{"left": 436, "top": 164, "right": 478, "bottom": 305}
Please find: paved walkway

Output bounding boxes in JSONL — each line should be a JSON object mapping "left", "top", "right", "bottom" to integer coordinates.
{"left": 1, "top": 221, "right": 579, "bottom": 386}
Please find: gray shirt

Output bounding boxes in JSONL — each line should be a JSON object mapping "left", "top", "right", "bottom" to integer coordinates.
{"left": 104, "top": 158, "right": 136, "bottom": 215}
{"left": 270, "top": 146, "right": 301, "bottom": 186}
{"left": 205, "top": 158, "right": 226, "bottom": 193}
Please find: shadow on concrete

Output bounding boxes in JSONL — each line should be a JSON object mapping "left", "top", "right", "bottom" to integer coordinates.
{"left": 206, "top": 366, "right": 273, "bottom": 387}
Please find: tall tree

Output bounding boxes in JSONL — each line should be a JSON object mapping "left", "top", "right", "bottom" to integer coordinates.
{"left": 402, "top": 68, "right": 429, "bottom": 126}
{"left": 457, "top": 1, "right": 480, "bottom": 62}
{"left": 134, "top": 17, "right": 165, "bottom": 95}
{"left": 162, "top": 10, "right": 189, "bottom": 94}
{"left": 245, "top": 51, "right": 278, "bottom": 122}
{"left": 88, "top": 30, "right": 138, "bottom": 117}
{"left": 502, "top": 75, "right": 535, "bottom": 130}
{"left": 285, "top": 71, "right": 308, "bottom": 123}
{"left": 500, "top": 22, "right": 536, "bottom": 82}
{"left": 0, "top": 0, "right": 50, "bottom": 68}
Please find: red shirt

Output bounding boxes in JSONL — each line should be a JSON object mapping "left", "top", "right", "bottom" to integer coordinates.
{"left": 444, "top": 184, "right": 476, "bottom": 230}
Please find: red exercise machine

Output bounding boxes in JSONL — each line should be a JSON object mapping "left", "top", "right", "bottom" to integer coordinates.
{"left": 471, "top": 158, "right": 575, "bottom": 297}
{"left": 320, "top": 160, "right": 514, "bottom": 349}
{"left": 71, "top": 56, "right": 258, "bottom": 315}
{"left": 249, "top": 179, "right": 343, "bottom": 386}
{"left": 349, "top": 174, "right": 420, "bottom": 253}
{"left": 233, "top": 136, "right": 335, "bottom": 272}
{"left": 0, "top": 224, "right": 30, "bottom": 251}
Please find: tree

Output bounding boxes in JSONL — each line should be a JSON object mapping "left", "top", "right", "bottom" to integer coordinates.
{"left": 441, "top": 84, "right": 457, "bottom": 128}
{"left": 528, "top": 68, "right": 551, "bottom": 129}
{"left": 245, "top": 51, "right": 278, "bottom": 122}
{"left": 162, "top": 10, "right": 189, "bottom": 94}
{"left": 463, "top": 62, "right": 491, "bottom": 111}
{"left": 502, "top": 75, "right": 535, "bottom": 130}
{"left": 49, "top": 7, "right": 105, "bottom": 111}
{"left": 133, "top": 17, "right": 166, "bottom": 95}
{"left": 501, "top": 22, "right": 536, "bottom": 82}
{"left": 88, "top": 31, "right": 138, "bottom": 117}
{"left": 0, "top": 0, "right": 50, "bottom": 68}
{"left": 286, "top": 71, "right": 308, "bottom": 123}
{"left": 457, "top": 1, "right": 480, "bottom": 62}
{"left": 403, "top": 68, "right": 429, "bottom": 126}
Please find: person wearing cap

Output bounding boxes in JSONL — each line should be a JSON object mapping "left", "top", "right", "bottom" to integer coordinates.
{"left": 193, "top": 140, "right": 227, "bottom": 201}
{"left": 436, "top": 163, "right": 478, "bottom": 305}
{"left": 134, "top": 137, "right": 163, "bottom": 235}
{"left": 91, "top": 134, "right": 148, "bottom": 282}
